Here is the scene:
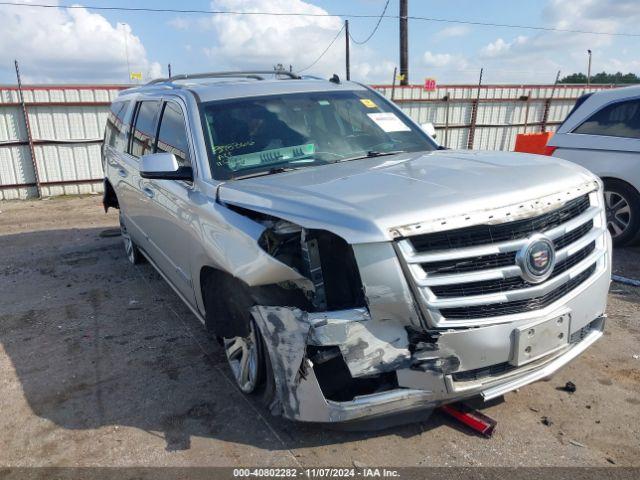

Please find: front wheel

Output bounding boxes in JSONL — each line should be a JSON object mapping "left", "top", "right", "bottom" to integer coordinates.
{"left": 223, "top": 319, "right": 263, "bottom": 394}
{"left": 604, "top": 180, "right": 640, "bottom": 247}
{"left": 222, "top": 316, "right": 276, "bottom": 408}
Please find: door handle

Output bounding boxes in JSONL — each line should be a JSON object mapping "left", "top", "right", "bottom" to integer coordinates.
{"left": 118, "top": 168, "right": 127, "bottom": 178}
{"left": 142, "top": 186, "right": 155, "bottom": 199}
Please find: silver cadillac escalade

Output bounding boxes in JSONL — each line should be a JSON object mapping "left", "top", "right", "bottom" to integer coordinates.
{"left": 102, "top": 71, "right": 611, "bottom": 423}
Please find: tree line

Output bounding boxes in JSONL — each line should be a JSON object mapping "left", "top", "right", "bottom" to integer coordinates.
{"left": 559, "top": 72, "right": 640, "bottom": 84}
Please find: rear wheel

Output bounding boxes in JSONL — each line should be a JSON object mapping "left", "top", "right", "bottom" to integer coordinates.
{"left": 604, "top": 179, "right": 640, "bottom": 247}
{"left": 119, "top": 211, "right": 143, "bottom": 265}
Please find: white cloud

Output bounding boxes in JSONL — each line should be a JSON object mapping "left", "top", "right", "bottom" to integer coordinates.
{"left": 473, "top": 0, "right": 640, "bottom": 83}
{"left": 422, "top": 51, "right": 470, "bottom": 74}
{"left": 0, "top": 1, "right": 161, "bottom": 82}
{"left": 423, "top": 51, "right": 458, "bottom": 68}
{"left": 201, "top": 0, "right": 342, "bottom": 73}
{"left": 352, "top": 60, "right": 396, "bottom": 84}
{"left": 193, "top": 0, "right": 394, "bottom": 82}
{"left": 480, "top": 36, "right": 528, "bottom": 58}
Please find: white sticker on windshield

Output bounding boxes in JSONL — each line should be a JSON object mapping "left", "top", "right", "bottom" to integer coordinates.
{"left": 367, "top": 112, "right": 411, "bottom": 132}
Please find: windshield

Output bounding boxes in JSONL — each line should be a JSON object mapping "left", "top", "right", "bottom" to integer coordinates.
{"left": 200, "top": 90, "right": 436, "bottom": 179}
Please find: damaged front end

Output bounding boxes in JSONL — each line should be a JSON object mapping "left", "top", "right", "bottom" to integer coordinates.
{"left": 226, "top": 210, "right": 455, "bottom": 423}
{"left": 221, "top": 207, "right": 445, "bottom": 422}
{"left": 219, "top": 181, "right": 610, "bottom": 423}
{"left": 251, "top": 306, "right": 452, "bottom": 422}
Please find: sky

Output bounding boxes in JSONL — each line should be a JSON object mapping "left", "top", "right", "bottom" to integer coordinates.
{"left": 0, "top": 0, "right": 639, "bottom": 85}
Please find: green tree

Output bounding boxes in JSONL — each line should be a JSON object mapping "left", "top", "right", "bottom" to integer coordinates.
{"left": 559, "top": 72, "right": 640, "bottom": 84}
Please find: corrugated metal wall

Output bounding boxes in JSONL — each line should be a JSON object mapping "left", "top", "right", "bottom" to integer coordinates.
{"left": 372, "top": 84, "right": 614, "bottom": 150}
{"left": 0, "top": 85, "right": 124, "bottom": 200}
{"left": 0, "top": 82, "right": 618, "bottom": 200}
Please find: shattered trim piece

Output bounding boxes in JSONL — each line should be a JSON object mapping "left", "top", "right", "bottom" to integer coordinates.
{"left": 389, "top": 180, "right": 600, "bottom": 238}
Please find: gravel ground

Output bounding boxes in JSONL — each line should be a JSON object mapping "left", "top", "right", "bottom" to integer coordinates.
{"left": 0, "top": 195, "right": 638, "bottom": 468}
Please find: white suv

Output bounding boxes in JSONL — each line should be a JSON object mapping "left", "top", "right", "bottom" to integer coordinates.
{"left": 548, "top": 85, "right": 640, "bottom": 246}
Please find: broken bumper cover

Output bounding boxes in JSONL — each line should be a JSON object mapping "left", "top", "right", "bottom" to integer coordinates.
{"left": 330, "top": 325, "right": 602, "bottom": 423}
{"left": 250, "top": 247, "right": 610, "bottom": 423}
{"left": 251, "top": 310, "right": 606, "bottom": 423}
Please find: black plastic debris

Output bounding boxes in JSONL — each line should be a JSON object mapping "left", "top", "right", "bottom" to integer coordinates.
{"left": 558, "top": 381, "right": 577, "bottom": 393}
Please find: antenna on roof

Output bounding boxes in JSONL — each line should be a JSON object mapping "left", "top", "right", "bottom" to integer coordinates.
{"left": 329, "top": 74, "right": 341, "bottom": 84}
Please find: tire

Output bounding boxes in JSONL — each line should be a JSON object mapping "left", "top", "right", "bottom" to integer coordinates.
{"left": 222, "top": 316, "right": 276, "bottom": 408}
{"left": 119, "top": 211, "right": 144, "bottom": 265}
{"left": 202, "top": 274, "right": 276, "bottom": 406}
{"left": 603, "top": 179, "right": 640, "bottom": 247}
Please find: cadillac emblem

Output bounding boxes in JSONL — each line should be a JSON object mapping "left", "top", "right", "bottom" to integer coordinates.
{"left": 516, "top": 234, "right": 556, "bottom": 283}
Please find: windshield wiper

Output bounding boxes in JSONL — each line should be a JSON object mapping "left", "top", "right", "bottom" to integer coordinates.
{"left": 336, "top": 150, "right": 407, "bottom": 163}
{"left": 232, "top": 166, "right": 300, "bottom": 180}
{"left": 366, "top": 150, "right": 406, "bottom": 157}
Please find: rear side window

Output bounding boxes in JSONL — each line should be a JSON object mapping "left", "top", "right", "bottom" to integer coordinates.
{"left": 105, "top": 100, "right": 130, "bottom": 152}
{"left": 573, "top": 99, "right": 640, "bottom": 139}
{"left": 156, "top": 102, "right": 191, "bottom": 167}
{"left": 557, "top": 93, "right": 592, "bottom": 132}
{"left": 130, "top": 101, "right": 160, "bottom": 157}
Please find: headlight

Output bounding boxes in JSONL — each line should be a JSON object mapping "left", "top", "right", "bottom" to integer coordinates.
{"left": 257, "top": 217, "right": 365, "bottom": 311}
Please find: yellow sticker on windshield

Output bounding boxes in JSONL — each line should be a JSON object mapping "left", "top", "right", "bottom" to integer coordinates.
{"left": 360, "top": 98, "right": 377, "bottom": 108}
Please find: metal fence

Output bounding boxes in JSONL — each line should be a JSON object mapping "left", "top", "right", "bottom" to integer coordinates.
{"left": 0, "top": 84, "right": 124, "bottom": 200}
{"left": 0, "top": 82, "right": 619, "bottom": 200}
{"left": 371, "top": 83, "right": 615, "bottom": 150}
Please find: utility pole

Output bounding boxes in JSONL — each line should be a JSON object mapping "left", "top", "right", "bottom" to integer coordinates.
{"left": 587, "top": 49, "right": 592, "bottom": 86}
{"left": 118, "top": 23, "right": 131, "bottom": 83}
{"left": 345, "top": 20, "right": 351, "bottom": 81}
{"left": 168, "top": 63, "right": 172, "bottom": 78}
{"left": 399, "top": 0, "right": 409, "bottom": 85}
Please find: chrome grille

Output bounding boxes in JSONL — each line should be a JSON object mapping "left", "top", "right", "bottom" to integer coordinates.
{"left": 409, "top": 195, "right": 590, "bottom": 251}
{"left": 431, "top": 242, "right": 595, "bottom": 298}
{"left": 439, "top": 264, "right": 596, "bottom": 319}
{"left": 395, "top": 186, "right": 607, "bottom": 328}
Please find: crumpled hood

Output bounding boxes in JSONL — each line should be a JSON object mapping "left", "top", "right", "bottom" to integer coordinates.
{"left": 218, "top": 149, "right": 595, "bottom": 244}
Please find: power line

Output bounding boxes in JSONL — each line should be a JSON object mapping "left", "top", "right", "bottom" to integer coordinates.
{"left": 349, "top": 0, "right": 390, "bottom": 45}
{"left": 298, "top": 25, "right": 345, "bottom": 73}
{"left": 1, "top": 1, "right": 640, "bottom": 37}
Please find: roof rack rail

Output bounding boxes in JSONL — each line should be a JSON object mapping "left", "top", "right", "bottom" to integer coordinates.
{"left": 146, "top": 70, "right": 301, "bottom": 85}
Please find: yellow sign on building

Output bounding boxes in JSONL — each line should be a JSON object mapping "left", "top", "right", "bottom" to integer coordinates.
{"left": 130, "top": 72, "right": 142, "bottom": 81}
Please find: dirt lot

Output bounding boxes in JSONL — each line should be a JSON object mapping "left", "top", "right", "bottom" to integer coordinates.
{"left": 0, "top": 195, "right": 639, "bottom": 468}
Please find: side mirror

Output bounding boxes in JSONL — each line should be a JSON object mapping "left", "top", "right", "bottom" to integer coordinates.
{"left": 140, "top": 153, "right": 193, "bottom": 181}
{"left": 421, "top": 122, "right": 437, "bottom": 139}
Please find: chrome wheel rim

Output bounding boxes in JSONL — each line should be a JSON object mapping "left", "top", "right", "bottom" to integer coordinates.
{"left": 119, "top": 215, "right": 136, "bottom": 264}
{"left": 223, "top": 321, "right": 260, "bottom": 393}
{"left": 605, "top": 190, "right": 631, "bottom": 239}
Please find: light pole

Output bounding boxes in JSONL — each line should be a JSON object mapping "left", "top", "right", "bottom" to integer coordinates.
{"left": 587, "top": 49, "right": 592, "bottom": 86}
{"left": 118, "top": 22, "right": 131, "bottom": 83}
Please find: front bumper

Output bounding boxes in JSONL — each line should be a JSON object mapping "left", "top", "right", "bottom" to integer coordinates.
{"left": 250, "top": 236, "right": 610, "bottom": 423}
{"left": 311, "top": 320, "right": 603, "bottom": 423}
